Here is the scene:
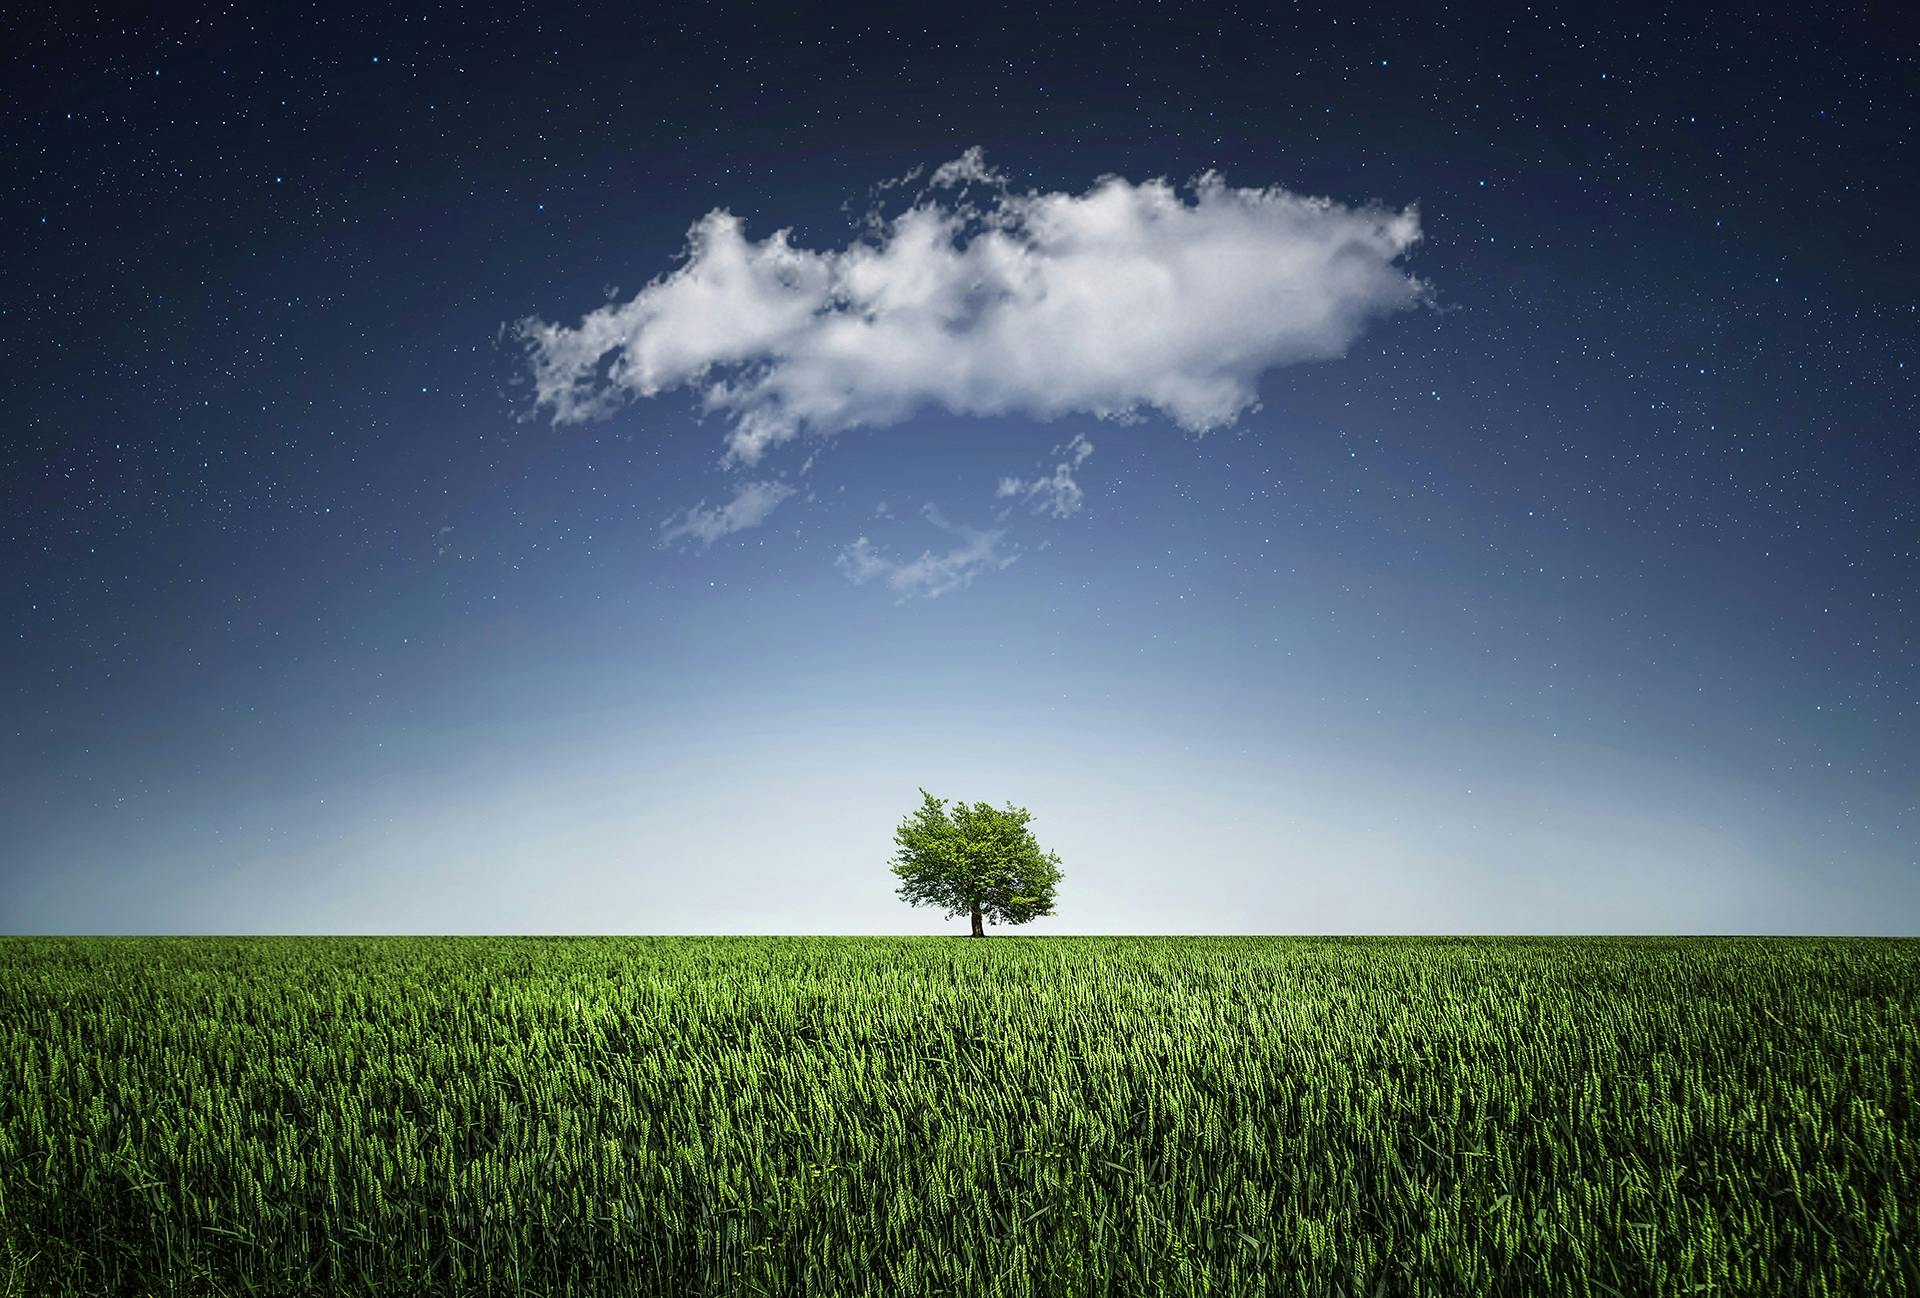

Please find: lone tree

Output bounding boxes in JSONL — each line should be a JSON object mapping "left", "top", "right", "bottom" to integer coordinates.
{"left": 890, "top": 790, "right": 1064, "bottom": 937}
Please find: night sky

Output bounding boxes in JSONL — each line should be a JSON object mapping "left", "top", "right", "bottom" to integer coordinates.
{"left": 5, "top": 3, "right": 1916, "bottom": 934}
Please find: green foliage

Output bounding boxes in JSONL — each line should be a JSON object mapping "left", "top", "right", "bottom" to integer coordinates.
{"left": 1, "top": 937, "right": 1917, "bottom": 1297}
{"left": 890, "top": 789, "right": 1064, "bottom": 931}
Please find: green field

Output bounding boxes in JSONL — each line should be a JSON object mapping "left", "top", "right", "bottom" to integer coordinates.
{"left": 2, "top": 937, "right": 1915, "bottom": 1297}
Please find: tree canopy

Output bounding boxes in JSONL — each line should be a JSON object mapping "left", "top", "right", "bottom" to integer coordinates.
{"left": 890, "top": 790, "right": 1064, "bottom": 936}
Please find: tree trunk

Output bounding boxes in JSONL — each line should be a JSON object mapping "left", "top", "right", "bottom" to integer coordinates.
{"left": 970, "top": 903, "right": 984, "bottom": 938}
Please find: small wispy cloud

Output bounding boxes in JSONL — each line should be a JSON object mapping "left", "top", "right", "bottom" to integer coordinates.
{"left": 836, "top": 505, "right": 1016, "bottom": 600}
{"left": 658, "top": 479, "right": 795, "bottom": 548}
{"left": 997, "top": 433, "right": 1094, "bottom": 519}
{"left": 517, "top": 150, "right": 1426, "bottom": 466}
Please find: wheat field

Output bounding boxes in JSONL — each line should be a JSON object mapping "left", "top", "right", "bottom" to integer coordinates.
{"left": 2, "top": 936, "right": 1914, "bottom": 1296}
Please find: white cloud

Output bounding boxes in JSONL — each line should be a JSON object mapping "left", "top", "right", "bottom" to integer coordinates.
{"left": 928, "top": 145, "right": 1004, "bottom": 190}
{"left": 998, "top": 433, "right": 1094, "bottom": 519}
{"left": 658, "top": 479, "right": 794, "bottom": 548}
{"left": 517, "top": 152, "right": 1427, "bottom": 465}
{"left": 836, "top": 505, "right": 1016, "bottom": 600}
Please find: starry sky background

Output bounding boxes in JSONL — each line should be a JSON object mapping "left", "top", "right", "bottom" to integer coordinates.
{"left": 4, "top": 2, "right": 1916, "bottom": 934}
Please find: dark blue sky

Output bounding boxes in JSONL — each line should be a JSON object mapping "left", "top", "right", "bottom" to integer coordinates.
{"left": 5, "top": 2, "right": 1915, "bottom": 933}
